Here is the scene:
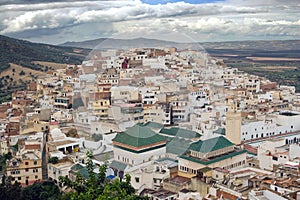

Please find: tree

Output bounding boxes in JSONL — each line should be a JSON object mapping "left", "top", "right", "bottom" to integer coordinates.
{"left": 0, "top": 176, "right": 23, "bottom": 200}
{"left": 19, "top": 70, "right": 25, "bottom": 76}
{"left": 22, "top": 181, "right": 61, "bottom": 200}
{"left": 59, "top": 151, "right": 148, "bottom": 200}
{"left": 48, "top": 157, "right": 59, "bottom": 164}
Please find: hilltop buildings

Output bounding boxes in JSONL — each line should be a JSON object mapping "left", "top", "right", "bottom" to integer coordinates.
{"left": 1, "top": 47, "right": 300, "bottom": 199}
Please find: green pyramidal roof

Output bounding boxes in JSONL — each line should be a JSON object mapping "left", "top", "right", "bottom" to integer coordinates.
{"left": 189, "top": 136, "right": 234, "bottom": 153}
{"left": 160, "top": 127, "right": 201, "bottom": 138}
{"left": 113, "top": 124, "right": 166, "bottom": 148}
{"left": 124, "top": 124, "right": 157, "bottom": 138}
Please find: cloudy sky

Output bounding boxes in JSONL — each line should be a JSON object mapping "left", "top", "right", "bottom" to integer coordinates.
{"left": 0, "top": 0, "right": 299, "bottom": 44}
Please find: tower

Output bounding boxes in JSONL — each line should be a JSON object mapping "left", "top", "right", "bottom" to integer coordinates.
{"left": 225, "top": 100, "right": 242, "bottom": 144}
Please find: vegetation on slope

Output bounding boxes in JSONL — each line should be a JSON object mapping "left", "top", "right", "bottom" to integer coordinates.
{"left": 0, "top": 35, "right": 88, "bottom": 73}
{"left": 0, "top": 151, "right": 148, "bottom": 200}
{"left": 0, "top": 35, "right": 89, "bottom": 103}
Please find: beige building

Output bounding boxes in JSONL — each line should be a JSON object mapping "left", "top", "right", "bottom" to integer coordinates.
{"left": 6, "top": 149, "right": 42, "bottom": 186}
{"left": 48, "top": 159, "right": 74, "bottom": 184}
{"left": 20, "top": 118, "right": 50, "bottom": 135}
{"left": 225, "top": 110, "right": 242, "bottom": 145}
{"left": 0, "top": 138, "right": 9, "bottom": 155}
{"left": 178, "top": 136, "right": 246, "bottom": 178}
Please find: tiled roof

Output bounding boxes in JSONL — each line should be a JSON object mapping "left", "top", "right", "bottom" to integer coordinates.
{"left": 180, "top": 150, "right": 247, "bottom": 165}
{"left": 213, "top": 128, "right": 226, "bottom": 135}
{"left": 166, "top": 137, "right": 191, "bottom": 156}
{"left": 112, "top": 124, "right": 166, "bottom": 147}
{"left": 71, "top": 163, "right": 84, "bottom": 171}
{"left": 189, "top": 136, "right": 234, "bottom": 153}
{"left": 110, "top": 160, "right": 127, "bottom": 171}
{"left": 160, "top": 127, "right": 201, "bottom": 139}
{"left": 143, "top": 121, "right": 164, "bottom": 129}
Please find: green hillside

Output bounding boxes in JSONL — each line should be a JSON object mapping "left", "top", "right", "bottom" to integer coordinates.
{"left": 0, "top": 35, "right": 89, "bottom": 103}
{"left": 0, "top": 35, "right": 88, "bottom": 73}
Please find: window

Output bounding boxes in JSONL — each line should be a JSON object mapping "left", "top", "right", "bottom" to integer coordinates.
{"left": 34, "top": 161, "right": 37, "bottom": 165}
{"left": 35, "top": 175, "right": 38, "bottom": 179}
{"left": 25, "top": 162, "right": 29, "bottom": 165}
{"left": 135, "top": 177, "right": 140, "bottom": 183}
{"left": 18, "top": 177, "right": 21, "bottom": 180}
{"left": 25, "top": 168, "right": 29, "bottom": 172}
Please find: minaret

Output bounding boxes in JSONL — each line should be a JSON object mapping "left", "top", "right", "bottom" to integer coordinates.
{"left": 226, "top": 100, "right": 242, "bottom": 144}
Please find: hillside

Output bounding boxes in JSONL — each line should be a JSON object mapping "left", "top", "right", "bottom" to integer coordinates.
{"left": 0, "top": 35, "right": 89, "bottom": 102}
{"left": 0, "top": 35, "right": 89, "bottom": 73}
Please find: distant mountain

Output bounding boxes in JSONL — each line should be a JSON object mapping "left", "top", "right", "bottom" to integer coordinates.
{"left": 60, "top": 37, "right": 300, "bottom": 52}
{"left": 60, "top": 37, "right": 203, "bottom": 50}
{"left": 0, "top": 35, "right": 89, "bottom": 73}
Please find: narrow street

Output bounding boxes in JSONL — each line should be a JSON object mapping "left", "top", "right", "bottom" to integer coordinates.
{"left": 42, "top": 131, "right": 48, "bottom": 180}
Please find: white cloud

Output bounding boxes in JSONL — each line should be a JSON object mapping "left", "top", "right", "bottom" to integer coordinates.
{"left": 0, "top": 0, "right": 299, "bottom": 42}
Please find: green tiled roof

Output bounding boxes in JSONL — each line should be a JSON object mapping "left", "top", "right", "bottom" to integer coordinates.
{"left": 160, "top": 127, "right": 201, "bottom": 139}
{"left": 166, "top": 137, "right": 192, "bottom": 156}
{"left": 213, "top": 128, "right": 226, "bottom": 135}
{"left": 71, "top": 164, "right": 89, "bottom": 179}
{"left": 180, "top": 150, "right": 247, "bottom": 165}
{"left": 143, "top": 121, "right": 164, "bottom": 129}
{"left": 189, "top": 136, "right": 234, "bottom": 153}
{"left": 78, "top": 168, "right": 89, "bottom": 179}
{"left": 110, "top": 160, "right": 127, "bottom": 171}
{"left": 71, "top": 163, "right": 84, "bottom": 171}
{"left": 112, "top": 124, "right": 166, "bottom": 147}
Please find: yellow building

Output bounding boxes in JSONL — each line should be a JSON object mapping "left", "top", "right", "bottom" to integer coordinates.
{"left": 225, "top": 110, "right": 242, "bottom": 145}
{"left": 92, "top": 99, "right": 110, "bottom": 117}
{"left": 6, "top": 150, "right": 42, "bottom": 187}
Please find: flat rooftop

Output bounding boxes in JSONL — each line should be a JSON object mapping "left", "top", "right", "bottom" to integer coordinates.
{"left": 48, "top": 140, "right": 79, "bottom": 147}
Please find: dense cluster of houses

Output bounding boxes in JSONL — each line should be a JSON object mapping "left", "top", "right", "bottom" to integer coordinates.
{"left": 1, "top": 47, "right": 300, "bottom": 199}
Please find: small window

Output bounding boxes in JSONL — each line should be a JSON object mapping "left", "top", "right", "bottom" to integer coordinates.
{"left": 135, "top": 177, "right": 140, "bottom": 183}
{"left": 35, "top": 175, "right": 38, "bottom": 179}
{"left": 25, "top": 162, "right": 29, "bottom": 165}
{"left": 34, "top": 161, "right": 37, "bottom": 165}
{"left": 25, "top": 168, "right": 29, "bottom": 172}
{"left": 18, "top": 177, "right": 21, "bottom": 180}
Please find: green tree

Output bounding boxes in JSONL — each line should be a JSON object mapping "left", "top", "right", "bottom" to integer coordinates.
{"left": 48, "top": 157, "right": 59, "bottom": 164}
{"left": 22, "top": 181, "right": 61, "bottom": 200}
{"left": 59, "top": 151, "right": 148, "bottom": 200}
{"left": 19, "top": 70, "right": 25, "bottom": 76}
{"left": 0, "top": 176, "right": 23, "bottom": 200}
